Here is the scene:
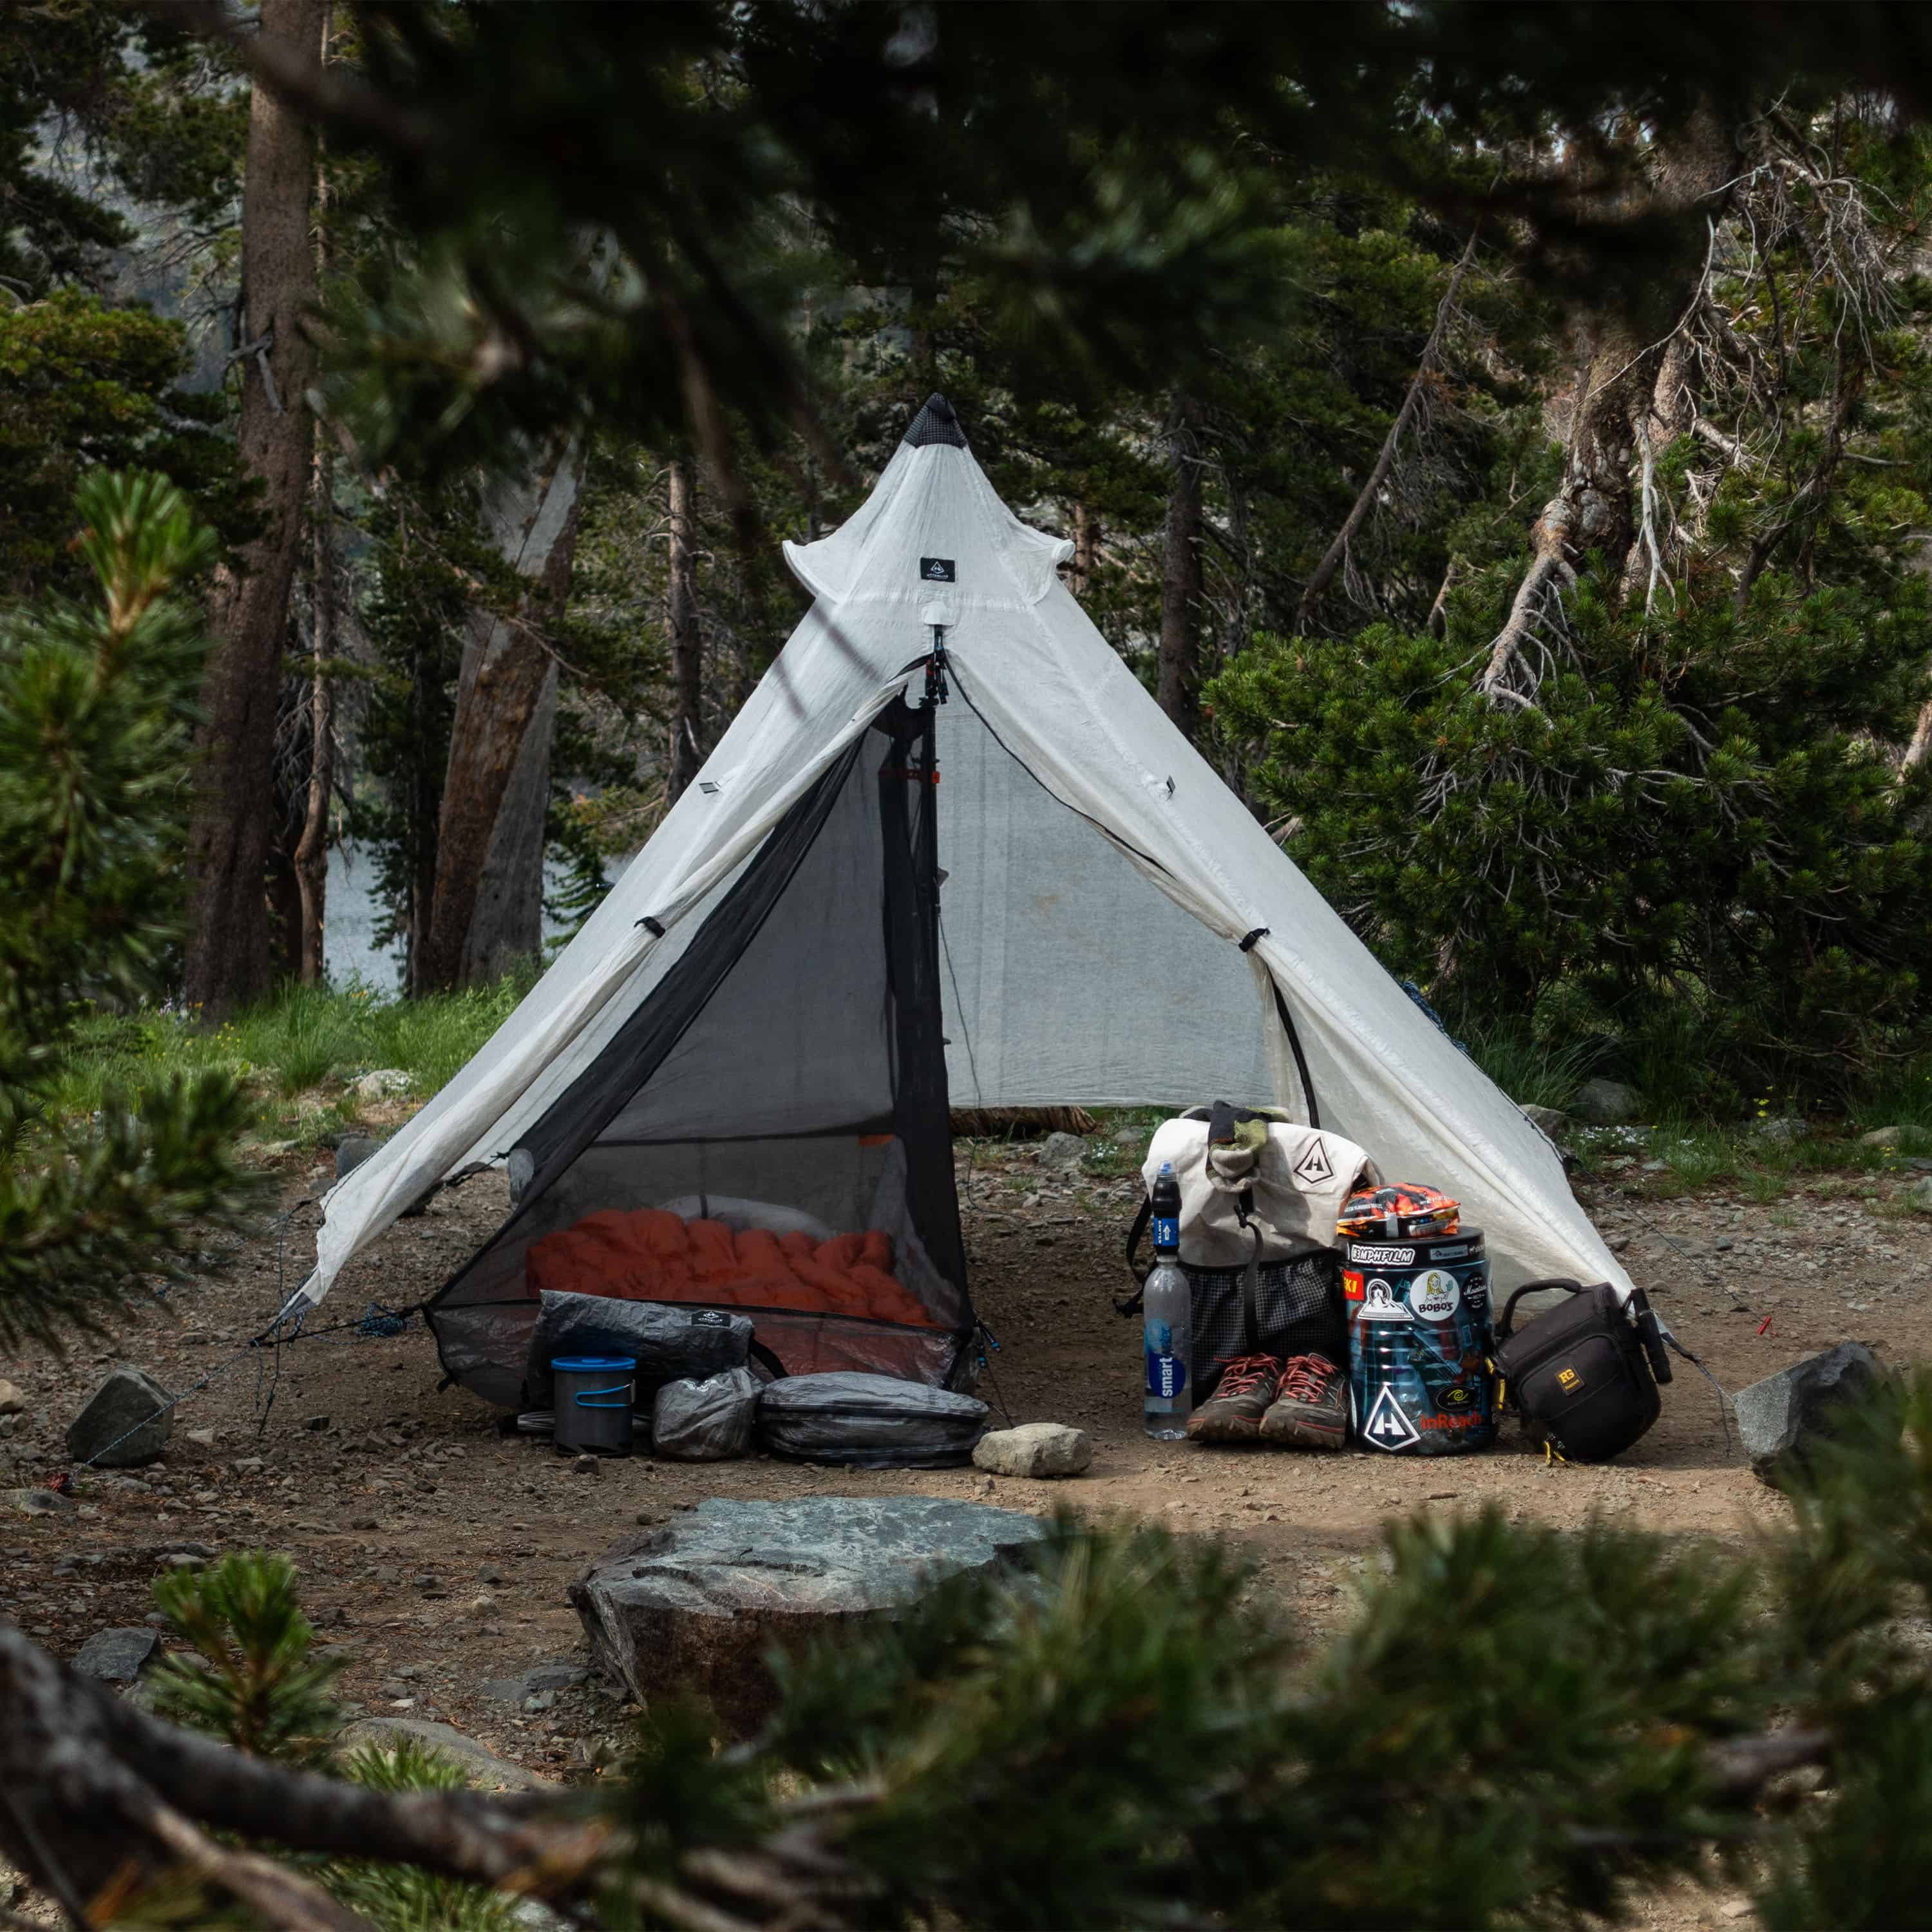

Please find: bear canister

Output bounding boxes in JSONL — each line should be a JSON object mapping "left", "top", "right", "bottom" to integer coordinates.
{"left": 1343, "top": 1228, "right": 1495, "bottom": 1454}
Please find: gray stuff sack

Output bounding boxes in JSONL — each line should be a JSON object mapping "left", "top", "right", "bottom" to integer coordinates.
{"left": 652, "top": 1367, "right": 762, "bottom": 1461}
{"left": 757, "top": 1371, "right": 987, "bottom": 1468}
{"left": 522, "top": 1291, "right": 752, "bottom": 1410}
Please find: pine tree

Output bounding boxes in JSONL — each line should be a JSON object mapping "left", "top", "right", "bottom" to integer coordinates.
{"left": 0, "top": 469, "right": 261, "bottom": 1350}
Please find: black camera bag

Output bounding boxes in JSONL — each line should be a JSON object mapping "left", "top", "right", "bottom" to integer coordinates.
{"left": 1493, "top": 1279, "right": 1669, "bottom": 1463}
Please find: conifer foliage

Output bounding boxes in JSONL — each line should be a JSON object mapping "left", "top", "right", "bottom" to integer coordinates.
{"left": 0, "top": 470, "right": 260, "bottom": 1349}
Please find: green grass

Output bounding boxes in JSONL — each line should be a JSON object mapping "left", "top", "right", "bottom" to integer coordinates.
{"left": 52, "top": 976, "right": 534, "bottom": 1138}
{"left": 1459, "top": 1021, "right": 1601, "bottom": 1113}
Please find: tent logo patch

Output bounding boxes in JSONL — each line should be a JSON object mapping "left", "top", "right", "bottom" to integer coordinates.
{"left": 1291, "top": 1139, "right": 1334, "bottom": 1188}
{"left": 689, "top": 1309, "right": 730, "bottom": 1327}
{"left": 1362, "top": 1383, "right": 1421, "bottom": 1451}
{"left": 919, "top": 556, "right": 955, "bottom": 582}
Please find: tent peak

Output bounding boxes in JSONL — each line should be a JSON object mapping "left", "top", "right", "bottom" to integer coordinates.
{"left": 902, "top": 393, "right": 968, "bottom": 450}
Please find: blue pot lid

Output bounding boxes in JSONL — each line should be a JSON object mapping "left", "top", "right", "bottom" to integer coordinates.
{"left": 551, "top": 1355, "right": 636, "bottom": 1372}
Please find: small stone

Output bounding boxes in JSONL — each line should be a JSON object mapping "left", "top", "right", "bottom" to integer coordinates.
{"left": 1906, "top": 1177, "right": 1932, "bottom": 1214}
{"left": 159, "top": 1550, "right": 204, "bottom": 1570}
{"left": 353, "top": 1068, "right": 412, "bottom": 1103}
{"left": 0, "top": 1381, "right": 23, "bottom": 1417}
{"left": 573, "top": 1455, "right": 601, "bottom": 1477}
{"left": 972, "top": 1422, "right": 1093, "bottom": 1479}
{"left": 1860, "top": 1125, "right": 1904, "bottom": 1148}
{"left": 1571, "top": 1078, "right": 1642, "bottom": 1126}
{"left": 1112, "top": 1127, "right": 1142, "bottom": 1148}
{"left": 477, "top": 1565, "right": 504, "bottom": 1585}
{"left": 65, "top": 1366, "right": 171, "bottom": 1468}
{"left": 1037, "top": 1130, "right": 1086, "bottom": 1170}
{"left": 185, "top": 1427, "right": 218, "bottom": 1448}
{"left": 10, "top": 1487, "right": 75, "bottom": 1517}
{"left": 470, "top": 1593, "right": 498, "bottom": 1615}
{"left": 304, "top": 1415, "right": 330, "bottom": 1432}
{"left": 1735, "top": 1343, "right": 1889, "bottom": 1489}
{"left": 350, "top": 1515, "right": 379, "bottom": 1531}
{"left": 336, "top": 1135, "right": 380, "bottom": 1180}
{"left": 523, "top": 1689, "right": 557, "bottom": 1714}
{"left": 1519, "top": 1104, "right": 1570, "bottom": 1138}
{"left": 73, "top": 1627, "right": 159, "bottom": 1682}
{"left": 1719, "top": 1902, "right": 1753, "bottom": 1921}
{"left": 234, "top": 1457, "right": 265, "bottom": 1475}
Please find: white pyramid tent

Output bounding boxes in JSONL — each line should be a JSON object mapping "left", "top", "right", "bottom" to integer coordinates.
{"left": 296, "top": 394, "right": 1627, "bottom": 1402}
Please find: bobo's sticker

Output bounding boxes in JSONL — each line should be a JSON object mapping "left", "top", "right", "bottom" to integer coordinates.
{"left": 1409, "top": 1267, "right": 1461, "bottom": 1321}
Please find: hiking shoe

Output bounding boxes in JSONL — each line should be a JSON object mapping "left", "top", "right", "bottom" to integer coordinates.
{"left": 1260, "top": 1353, "right": 1347, "bottom": 1450}
{"left": 1186, "top": 1354, "right": 1283, "bottom": 1443}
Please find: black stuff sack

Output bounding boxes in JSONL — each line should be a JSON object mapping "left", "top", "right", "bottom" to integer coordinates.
{"left": 757, "top": 1371, "right": 987, "bottom": 1468}
{"left": 523, "top": 1291, "right": 752, "bottom": 1410}
{"left": 652, "top": 1367, "right": 762, "bottom": 1461}
{"left": 1492, "top": 1280, "right": 1671, "bottom": 1463}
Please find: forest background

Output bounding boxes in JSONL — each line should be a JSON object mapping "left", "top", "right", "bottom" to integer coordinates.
{"left": 13, "top": 3, "right": 1932, "bottom": 1124}
{"left": 21, "top": 8, "right": 1932, "bottom": 1931}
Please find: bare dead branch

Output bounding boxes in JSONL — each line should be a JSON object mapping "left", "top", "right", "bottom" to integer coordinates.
{"left": 1298, "top": 229, "right": 1480, "bottom": 631}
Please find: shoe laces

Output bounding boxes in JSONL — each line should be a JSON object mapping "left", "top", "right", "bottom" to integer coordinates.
{"left": 1214, "top": 1354, "right": 1282, "bottom": 1399}
{"left": 1277, "top": 1354, "right": 1338, "bottom": 1403}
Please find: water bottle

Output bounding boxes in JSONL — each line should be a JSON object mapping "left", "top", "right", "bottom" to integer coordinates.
{"left": 1142, "top": 1161, "right": 1191, "bottom": 1439}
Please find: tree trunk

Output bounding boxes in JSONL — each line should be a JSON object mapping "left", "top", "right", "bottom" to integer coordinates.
{"left": 1070, "top": 500, "right": 1100, "bottom": 601}
{"left": 1157, "top": 392, "right": 1204, "bottom": 739}
{"left": 292, "top": 440, "right": 335, "bottom": 985}
{"left": 415, "top": 440, "right": 583, "bottom": 994}
{"left": 182, "top": 0, "right": 325, "bottom": 1016}
{"left": 458, "top": 658, "right": 555, "bottom": 981}
{"left": 666, "top": 455, "right": 705, "bottom": 802}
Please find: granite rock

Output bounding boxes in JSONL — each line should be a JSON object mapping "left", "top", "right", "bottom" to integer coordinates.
{"left": 73, "top": 1627, "right": 159, "bottom": 1682}
{"left": 335, "top": 1135, "right": 380, "bottom": 1180}
{"left": 65, "top": 1367, "right": 171, "bottom": 1468}
{"left": 1571, "top": 1079, "right": 1642, "bottom": 1126}
{"left": 972, "top": 1423, "right": 1093, "bottom": 1479}
{"left": 1735, "top": 1343, "right": 1889, "bottom": 1488}
{"left": 570, "top": 1495, "right": 1048, "bottom": 1730}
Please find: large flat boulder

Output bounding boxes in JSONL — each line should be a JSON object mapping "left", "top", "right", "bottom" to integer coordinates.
{"left": 569, "top": 1495, "right": 1048, "bottom": 1731}
{"left": 65, "top": 1367, "right": 171, "bottom": 1468}
{"left": 1735, "top": 1342, "right": 1889, "bottom": 1488}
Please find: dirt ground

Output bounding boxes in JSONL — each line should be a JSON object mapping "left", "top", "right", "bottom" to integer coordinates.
{"left": 2, "top": 1132, "right": 1915, "bottom": 1926}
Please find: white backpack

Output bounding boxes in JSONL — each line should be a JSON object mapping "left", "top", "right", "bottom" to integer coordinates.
{"left": 1121, "top": 1104, "right": 1379, "bottom": 1392}
{"left": 1135, "top": 1106, "right": 1379, "bottom": 1268}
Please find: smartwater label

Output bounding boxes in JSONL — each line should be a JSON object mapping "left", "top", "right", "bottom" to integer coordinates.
{"left": 1146, "top": 1350, "right": 1187, "bottom": 1399}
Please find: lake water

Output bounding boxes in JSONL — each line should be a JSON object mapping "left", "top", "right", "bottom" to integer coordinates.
{"left": 322, "top": 842, "right": 593, "bottom": 990}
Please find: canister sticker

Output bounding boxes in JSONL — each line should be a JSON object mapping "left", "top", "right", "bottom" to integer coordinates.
{"left": 1409, "top": 1267, "right": 1462, "bottom": 1321}
{"left": 1359, "top": 1279, "right": 1411, "bottom": 1321}
{"left": 1362, "top": 1383, "right": 1421, "bottom": 1450}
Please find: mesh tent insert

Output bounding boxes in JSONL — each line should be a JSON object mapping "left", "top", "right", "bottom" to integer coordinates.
{"left": 424, "top": 697, "right": 972, "bottom": 1409}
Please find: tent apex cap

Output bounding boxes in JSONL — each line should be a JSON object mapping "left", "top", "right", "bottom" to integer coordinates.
{"left": 902, "top": 392, "right": 969, "bottom": 450}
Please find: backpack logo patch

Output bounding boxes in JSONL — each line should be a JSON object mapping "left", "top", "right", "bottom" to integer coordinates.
{"left": 1291, "top": 1139, "right": 1334, "bottom": 1187}
{"left": 920, "top": 556, "right": 955, "bottom": 582}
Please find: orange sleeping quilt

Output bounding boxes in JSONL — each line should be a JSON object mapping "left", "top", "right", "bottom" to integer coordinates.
{"left": 525, "top": 1208, "right": 937, "bottom": 1329}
